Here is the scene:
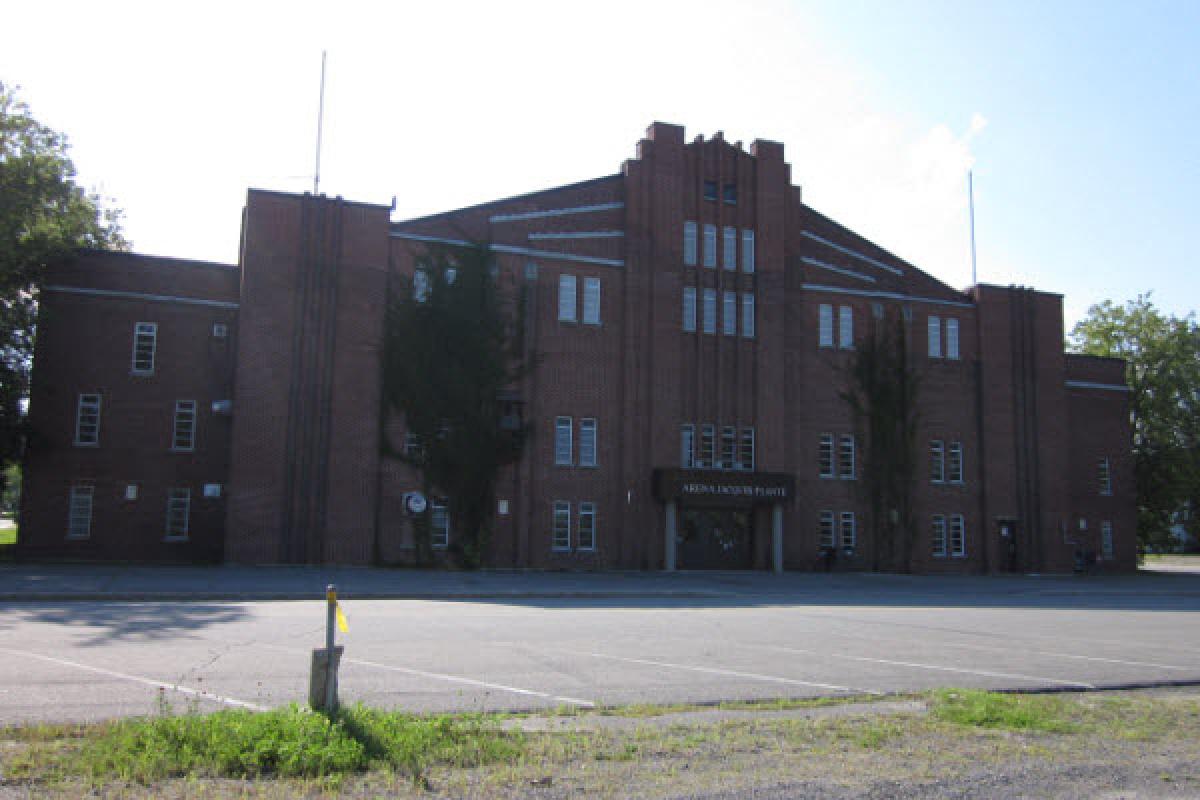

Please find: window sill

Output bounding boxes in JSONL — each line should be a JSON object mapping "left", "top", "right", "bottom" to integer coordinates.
{"left": 171, "top": 448, "right": 196, "bottom": 454}
{"left": 73, "top": 442, "right": 99, "bottom": 448}
{"left": 65, "top": 535, "right": 91, "bottom": 541}
{"left": 163, "top": 536, "right": 189, "bottom": 543}
{"left": 130, "top": 371, "right": 155, "bottom": 377}
{"left": 551, "top": 547, "right": 571, "bottom": 553}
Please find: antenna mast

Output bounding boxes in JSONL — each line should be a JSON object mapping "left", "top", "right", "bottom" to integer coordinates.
{"left": 314, "top": 51, "right": 327, "bottom": 195}
{"left": 968, "top": 170, "right": 978, "bottom": 287}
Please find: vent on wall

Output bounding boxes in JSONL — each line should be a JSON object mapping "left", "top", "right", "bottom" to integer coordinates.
{"left": 213, "top": 323, "right": 228, "bottom": 338}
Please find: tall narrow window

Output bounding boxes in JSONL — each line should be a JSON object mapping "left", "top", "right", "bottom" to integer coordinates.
{"left": 683, "top": 221, "right": 698, "bottom": 266}
{"left": 683, "top": 286, "right": 697, "bottom": 332}
{"left": 680, "top": 424, "right": 695, "bottom": 468}
{"left": 840, "top": 512, "right": 857, "bottom": 549}
{"left": 948, "top": 442, "right": 964, "bottom": 483}
{"left": 699, "top": 424, "right": 716, "bottom": 469}
{"left": 1098, "top": 458, "right": 1112, "bottom": 496}
{"left": 946, "top": 318, "right": 960, "bottom": 359}
{"left": 165, "top": 488, "right": 191, "bottom": 541}
{"left": 413, "top": 269, "right": 430, "bottom": 303}
{"left": 582, "top": 277, "right": 601, "bottom": 325}
{"left": 741, "top": 293, "right": 755, "bottom": 338}
{"left": 579, "top": 418, "right": 597, "bottom": 467}
{"left": 839, "top": 306, "right": 854, "bottom": 349}
{"left": 431, "top": 503, "right": 450, "bottom": 548}
{"left": 75, "top": 393, "right": 101, "bottom": 446}
{"left": 722, "top": 226, "right": 737, "bottom": 270}
{"left": 703, "top": 224, "right": 717, "bottom": 268}
{"left": 819, "top": 304, "right": 834, "bottom": 348}
{"left": 554, "top": 416, "right": 573, "bottom": 465}
{"left": 739, "top": 427, "right": 755, "bottom": 471}
{"left": 819, "top": 433, "right": 835, "bottom": 478}
{"left": 741, "top": 230, "right": 755, "bottom": 273}
{"left": 819, "top": 510, "right": 836, "bottom": 549}
{"left": 703, "top": 289, "right": 717, "bottom": 334}
{"left": 558, "top": 275, "right": 577, "bottom": 322}
{"left": 928, "top": 315, "right": 942, "bottom": 358}
{"left": 930, "top": 440, "right": 945, "bottom": 483}
{"left": 67, "top": 486, "right": 93, "bottom": 539}
{"left": 931, "top": 514, "right": 947, "bottom": 556}
{"left": 132, "top": 322, "right": 157, "bottom": 375}
{"left": 722, "top": 183, "right": 737, "bottom": 204}
{"left": 403, "top": 432, "right": 424, "bottom": 460}
{"left": 1101, "top": 520, "right": 1114, "bottom": 560}
{"left": 839, "top": 434, "right": 855, "bottom": 479}
{"left": 950, "top": 514, "right": 966, "bottom": 556}
{"left": 722, "top": 291, "right": 737, "bottom": 336}
{"left": 578, "top": 502, "right": 596, "bottom": 550}
{"left": 720, "top": 426, "right": 737, "bottom": 470}
{"left": 172, "top": 400, "right": 197, "bottom": 452}
{"left": 553, "top": 501, "right": 571, "bottom": 550}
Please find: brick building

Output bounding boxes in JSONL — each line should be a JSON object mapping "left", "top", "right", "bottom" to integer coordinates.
{"left": 18, "top": 122, "right": 1136, "bottom": 572}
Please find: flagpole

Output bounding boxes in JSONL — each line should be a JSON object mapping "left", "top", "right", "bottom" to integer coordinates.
{"left": 969, "top": 170, "right": 978, "bottom": 287}
{"left": 314, "top": 51, "right": 326, "bottom": 195}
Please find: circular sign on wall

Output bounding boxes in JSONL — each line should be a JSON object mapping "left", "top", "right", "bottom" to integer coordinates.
{"left": 404, "top": 492, "right": 428, "bottom": 515}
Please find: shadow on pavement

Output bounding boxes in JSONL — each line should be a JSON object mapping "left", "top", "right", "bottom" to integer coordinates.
{"left": 0, "top": 602, "right": 249, "bottom": 646}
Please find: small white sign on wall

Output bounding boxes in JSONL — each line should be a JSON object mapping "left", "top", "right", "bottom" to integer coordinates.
{"left": 203, "top": 484, "right": 222, "bottom": 498}
{"left": 124, "top": 484, "right": 138, "bottom": 501}
{"left": 497, "top": 499, "right": 510, "bottom": 515}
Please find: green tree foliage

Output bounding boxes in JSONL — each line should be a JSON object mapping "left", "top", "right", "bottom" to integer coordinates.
{"left": 1069, "top": 295, "right": 1200, "bottom": 551}
{"left": 381, "top": 245, "right": 526, "bottom": 567}
{"left": 841, "top": 313, "right": 920, "bottom": 571}
{"left": 0, "top": 82, "right": 126, "bottom": 476}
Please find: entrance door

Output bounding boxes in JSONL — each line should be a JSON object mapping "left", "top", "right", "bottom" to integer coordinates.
{"left": 677, "top": 508, "right": 753, "bottom": 569}
{"left": 998, "top": 520, "right": 1018, "bottom": 572}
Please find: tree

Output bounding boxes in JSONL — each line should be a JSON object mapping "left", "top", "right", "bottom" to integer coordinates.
{"left": 381, "top": 245, "right": 527, "bottom": 568}
{"left": 841, "top": 312, "right": 921, "bottom": 572}
{"left": 1068, "top": 295, "right": 1200, "bottom": 552}
{"left": 0, "top": 82, "right": 126, "bottom": 477}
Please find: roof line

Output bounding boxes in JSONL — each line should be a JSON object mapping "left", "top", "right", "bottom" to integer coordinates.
{"left": 75, "top": 249, "right": 238, "bottom": 272}
{"left": 392, "top": 174, "right": 622, "bottom": 227}
{"left": 43, "top": 285, "right": 240, "bottom": 310}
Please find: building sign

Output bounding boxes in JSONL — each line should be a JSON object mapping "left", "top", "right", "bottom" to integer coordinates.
{"left": 653, "top": 469, "right": 794, "bottom": 507}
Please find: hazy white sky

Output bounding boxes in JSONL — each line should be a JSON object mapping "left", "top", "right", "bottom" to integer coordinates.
{"left": 4, "top": 0, "right": 1197, "bottom": 328}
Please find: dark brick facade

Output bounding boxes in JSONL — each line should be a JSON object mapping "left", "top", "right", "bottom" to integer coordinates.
{"left": 18, "top": 122, "right": 1137, "bottom": 572}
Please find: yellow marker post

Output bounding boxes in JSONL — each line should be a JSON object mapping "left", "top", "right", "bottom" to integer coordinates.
{"left": 324, "top": 585, "right": 339, "bottom": 712}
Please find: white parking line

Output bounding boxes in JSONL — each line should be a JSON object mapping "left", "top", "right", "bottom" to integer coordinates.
{"left": 764, "top": 645, "right": 1095, "bottom": 689}
{"left": 0, "top": 646, "right": 267, "bottom": 711}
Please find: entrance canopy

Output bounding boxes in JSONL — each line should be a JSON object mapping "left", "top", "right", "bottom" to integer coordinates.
{"left": 653, "top": 469, "right": 795, "bottom": 507}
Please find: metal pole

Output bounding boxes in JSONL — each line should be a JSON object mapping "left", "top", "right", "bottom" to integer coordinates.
{"left": 314, "top": 50, "right": 326, "bottom": 195}
{"left": 325, "top": 583, "right": 337, "bottom": 712}
{"left": 968, "top": 170, "right": 978, "bottom": 287}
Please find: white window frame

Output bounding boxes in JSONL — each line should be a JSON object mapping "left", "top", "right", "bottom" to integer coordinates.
{"left": 930, "top": 440, "right": 946, "bottom": 483}
{"left": 682, "top": 286, "right": 697, "bottom": 332}
{"left": 683, "top": 221, "right": 698, "bottom": 266}
{"left": 950, "top": 514, "right": 966, "bottom": 557}
{"left": 948, "top": 441, "right": 964, "bottom": 483}
{"left": 839, "top": 306, "right": 854, "bottom": 350}
{"left": 1101, "top": 520, "right": 1114, "bottom": 560}
{"left": 720, "top": 426, "right": 737, "bottom": 470}
{"left": 681, "top": 424, "right": 695, "bottom": 468}
{"left": 558, "top": 274, "right": 577, "bottom": 322}
{"left": 741, "top": 230, "right": 755, "bottom": 273}
{"left": 578, "top": 502, "right": 596, "bottom": 551}
{"left": 819, "top": 433, "right": 835, "bottom": 478}
{"left": 67, "top": 485, "right": 94, "bottom": 540}
{"left": 431, "top": 502, "right": 450, "bottom": 548}
{"left": 703, "top": 224, "right": 717, "bottom": 268}
{"left": 131, "top": 322, "right": 157, "bottom": 375}
{"left": 839, "top": 434, "right": 856, "bottom": 480}
{"left": 1099, "top": 457, "right": 1112, "bottom": 496}
{"left": 702, "top": 289, "right": 717, "bottom": 335}
{"left": 75, "top": 393, "right": 101, "bottom": 447}
{"left": 840, "top": 511, "right": 857, "bottom": 549}
{"left": 722, "top": 226, "right": 737, "bottom": 271}
{"left": 554, "top": 416, "right": 573, "bottom": 465}
{"left": 741, "top": 293, "right": 755, "bottom": 338}
{"left": 931, "top": 514, "right": 947, "bottom": 557}
{"left": 413, "top": 269, "right": 430, "bottom": 303}
{"left": 165, "top": 488, "right": 191, "bottom": 542}
{"left": 819, "top": 510, "right": 836, "bottom": 549}
{"left": 739, "top": 427, "right": 755, "bottom": 471}
{"left": 946, "top": 318, "right": 960, "bottom": 360}
{"left": 582, "top": 277, "right": 601, "bottom": 325}
{"left": 579, "top": 417, "right": 597, "bottom": 467}
{"left": 552, "top": 501, "right": 571, "bottom": 551}
{"left": 172, "top": 400, "right": 197, "bottom": 452}
{"left": 699, "top": 424, "right": 716, "bottom": 469}
{"left": 928, "top": 315, "right": 942, "bottom": 358}
{"left": 818, "top": 304, "right": 834, "bottom": 348}
{"left": 722, "top": 291, "right": 737, "bottom": 336}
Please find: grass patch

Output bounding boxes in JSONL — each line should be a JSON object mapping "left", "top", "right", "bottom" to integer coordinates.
{"left": 0, "top": 525, "right": 15, "bottom": 545}
{"left": 930, "top": 689, "right": 1078, "bottom": 733}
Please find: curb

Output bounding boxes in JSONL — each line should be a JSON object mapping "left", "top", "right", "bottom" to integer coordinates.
{"left": 0, "top": 590, "right": 734, "bottom": 603}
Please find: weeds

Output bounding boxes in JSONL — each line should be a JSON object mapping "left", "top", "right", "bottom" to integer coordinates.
{"left": 929, "top": 689, "right": 1078, "bottom": 733}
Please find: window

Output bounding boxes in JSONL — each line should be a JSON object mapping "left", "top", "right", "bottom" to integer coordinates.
{"left": 819, "top": 433, "right": 835, "bottom": 478}
{"left": 931, "top": 515, "right": 947, "bottom": 556}
{"left": 930, "top": 440, "right": 945, "bottom": 483}
{"left": 554, "top": 416, "right": 573, "bottom": 465}
{"left": 444, "top": 266, "right": 458, "bottom": 285}
{"left": 403, "top": 432, "right": 423, "bottom": 460}
{"left": 702, "top": 289, "right": 717, "bottom": 334}
{"left": 582, "top": 278, "right": 601, "bottom": 325}
{"left": 172, "top": 400, "right": 197, "bottom": 452}
{"left": 75, "top": 393, "right": 101, "bottom": 446}
{"left": 558, "top": 275, "right": 577, "bottom": 322}
{"left": 950, "top": 514, "right": 966, "bottom": 556}
{"left": 703, "top": 224, "right": 717, "bottom": 268}
{"left": 928, "top": 315, "right": 942, "bottom": 358}
{"left": 742, "top": 230, "right": 755, "bottom": 273}
{"left": 413, "top": 269, "right": 430, "bottom": 303}
{"left": 720, "top": 426, "right": 737, "bottom": 469}
{"left": 946, "top": 318, "right": 960, "bottom": 359}
{"left": 839, "top": 306, "right": 854, "bottom": 349}
{"left": 741, "top": 294, "right": 755, "bottom": 338}
{"left": 1101, "top": 520, "right": 1114, "bottom": 560}
{"left": 553, "top": 501, "right": 571, "bottom": 550}
{"left": 578, "top": 502, "right": 596, "bottom": 550}
{"left": 839, "top": 434, "right": 855, "bottom": 479}
{"left": 722, "top": 291, "right": 737, "bottom": 336}
{"left": 431, "top": 502, "right": 450, "bottom": 548}
{"left": 67, "top": 486, "right": 93, "bottom": 539}
{"left": 703, "top": 180, "right": 718, "bottom": 201}
{"left": 819, "top": 510, "right": 836, "bottom": 549}
{"left": 699, "top": 424, "right": 715, "bottom": 469}
{"left": 132, "top": 322, "right": 157, "bottom": 375}
{"left": 818, "top": 304, "right": 834, "bottom": 348}
{"left": 165, "top": 488, "right": 190, "bottom": 541}
{"left": 722, "top": 226, "right": 737, "bottom": 270}
{"left": 739, "top": 427, "right": 755, "bottom": 471}
{"left": 722, "top": 183, "right": 737, "bottom": 205}
{"left": 579, "top": 418, "right": 597, "bottom": 467}
{"left": 683, "top": 221, "right": 698, "bottom": 266}
{"left": 948, "top": 441, "right": 964, "bottom": 483}
{"left": 680, "top": 424, "right": 695, "bottom": 468}
{"left": 1098, "top": 458, "right": 1112, "bottom": 496}
{"left": 871, "top": 302, "right": 883, "bottom": 320}
{"left": 683, "top": 287, "right": 697, "bottom": 332}
{"left": 840, "top": 512, "right": 857, "bottom": 549}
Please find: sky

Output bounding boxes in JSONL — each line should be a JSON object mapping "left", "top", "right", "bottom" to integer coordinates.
{"left": 4, "top": 0, "right": 1197, "bottom": 329}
